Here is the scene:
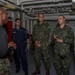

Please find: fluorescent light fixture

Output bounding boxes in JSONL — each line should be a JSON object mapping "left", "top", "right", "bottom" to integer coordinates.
{"left": 2, "top": 4, "right": 15, "bottom": 9}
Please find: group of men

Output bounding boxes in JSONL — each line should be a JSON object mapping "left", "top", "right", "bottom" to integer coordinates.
{"left": 0, "top": 7, "right": 29, "bottom": 75}
{"left": 0, "top": 7, "right": 75, "bottom": 75}
{"left": 32, "top": 13, "right": 74, "bottom": 75}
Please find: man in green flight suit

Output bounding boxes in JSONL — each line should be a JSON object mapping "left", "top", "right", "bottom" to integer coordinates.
{"left": 51, "top": 15, "right": 74, "bottom": 75}
{"left": 74, "top": 38, "right": 75, "bottom": 54}
{"left": 31, "top": 13, "right": 50, "bottom": 75}
{"left": 73, "top": 37, "right": 75, "bottom": 72}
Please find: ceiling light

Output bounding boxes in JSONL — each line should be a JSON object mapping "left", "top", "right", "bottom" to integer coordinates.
{"left": 2, "top": 4, "right": 15, "bottom": 9}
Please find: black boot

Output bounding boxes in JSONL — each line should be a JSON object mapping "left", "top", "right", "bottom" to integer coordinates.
{"left": 24, "top": 69, "right": 28, "bottom": 75}
{"left": 25, "top": 72, "right": 28, "bottom": 75}
{"left": 57, "top": 73, "right": 61, "bottom": 75}
{"left": 57, "top": 74, "right": 61, "bottom": 75}
{"left": 31, "top": 68, "right": 40, "bottom": 75}
{"left": 46, "top": 70, "right": 50, "bottom": 75}
{"left": 15, "top": 68, "right": 20, "bottom": 73}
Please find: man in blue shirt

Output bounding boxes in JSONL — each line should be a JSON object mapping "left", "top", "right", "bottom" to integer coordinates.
{"left": 12, "top": 18, "right": 29, "bottom": 75}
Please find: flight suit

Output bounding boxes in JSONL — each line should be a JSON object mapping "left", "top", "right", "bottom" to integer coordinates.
{"left": 33, "top": 22, "right": 50, "bottom": 71}
{"left": 52, "top": 25, "right": 74, "bottom": 75}
{"left": 73, "top": 38, "right": 75, "bottom": 73}
{"left": 74, "top": 38, "right": 75, "bottom": 54}
{"left": 50, "top": 24, "right": 59, "bottom": 46}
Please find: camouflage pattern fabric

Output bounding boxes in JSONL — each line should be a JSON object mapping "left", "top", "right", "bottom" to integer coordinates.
{"left": 33, "top": 21, "right": 50, "bottom": 70}
{"left": 33, "top": 22, "right": 50, "bottom": 44}
{"left": 52, "top": 25, "right": 74, "bottom": 75}
{"left": 34, "top": 42, "right": 50, "bottom": 70}
{"left": 74, "top": 38, "right": 75, "bottom": 54}
{"left": 50, "top": 24, "right": 59, "bottom": 46}
{"left": 0, "top": 58, "right": 10, "bottom": 75}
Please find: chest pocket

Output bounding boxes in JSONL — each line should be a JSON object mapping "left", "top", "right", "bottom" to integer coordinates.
{"left": 62, "top": 30, "right": 68, "bottom": 37}
{"left": 42, "top": 26, "right": 47, "bottom": 34}
{"left": 13, "top": 32, "right": 16, "bottom": 40}
{"left": 55, "top": 28, "right": 68, "bottom": 39}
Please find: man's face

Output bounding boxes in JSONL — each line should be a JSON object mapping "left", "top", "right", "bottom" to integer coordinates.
{"left": 2, "top": 13, "right": 8, "bottom": 23}
{"left": 15, "top": 20, "right": 21, "bottom": 27}
{"left": 38, "top": 14, "right": 44, "bottom": 23}
{"left": 0, "top": 10, "right": 8, "bottom": 24}
{"left": 58, "top": 16, "right": 65, "bottom": 25}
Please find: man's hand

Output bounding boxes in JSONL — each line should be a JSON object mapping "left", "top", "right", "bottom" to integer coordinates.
{"left": 8, "top": 41, "right": 17, "bottom": 49}
{"left": 54, "top": 34, "right": 58, "bottom": 40}
{"left": 35, "top": 41, "right": 41, "bottom": 47}
{"left": 53, "top": 34, "right": 63, "bottom": 43}
{"left": 56, "top": 39, "right": 63, "bottom": 43}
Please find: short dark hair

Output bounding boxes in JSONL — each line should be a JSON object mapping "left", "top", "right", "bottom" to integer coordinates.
{"left": 38, "top": 13, "right": 44, "bottom": 17}
{"left": 58, "top": 15, "right": 65, "bottom": 19}
{"left": 15, "top": 18, "right": 21, "bottom": 22}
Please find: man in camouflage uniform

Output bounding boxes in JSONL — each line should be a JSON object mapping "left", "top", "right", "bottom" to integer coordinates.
{"left": 51, "top": 15, "right": 74, "bottom": 75}
{"left": 31, "top": 13, "right": 50, "bottom": 75}
{"left": 0, "top": 58, "right": 10, "bottom": 75}
{"left": 0, "top": 8, "right": 16, "bottom": 75}
{"left": 50, "top": 24, "right": 59, "bottom": 47}
{"left": 74, "top": 38, "right": 75, "bottom": 53}
{"left": 74, "top": 38, "right": 75, "bottom": 55}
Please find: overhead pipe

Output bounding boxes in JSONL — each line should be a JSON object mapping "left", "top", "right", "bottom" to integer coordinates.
{"left": 29, "top": 15, "right": 75, "bottom": 20}
{"left": 21, "top": 1, "right": 50, "bottom": 5}
{"left": 0, "top": 0, "right": 36, "bottom": 17}
{"left": 23, "top": 2, "right": 72, "bottom": 9}
{"left": 21, "top": 0, "right": 71, "bottom": 5}
{"left": 21, "top": 4, "right": 36, "bottom": 17}
{"left": 0, "top": 0, "right": 21, "bottom": 10}
{"left": 22, "top": 2, "right": 71, "bottom": 16}
{"left": 4, "top": 0, "right": 16, "bottom": 4}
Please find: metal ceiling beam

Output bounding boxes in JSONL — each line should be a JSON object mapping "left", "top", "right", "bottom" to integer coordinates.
{"left": 29, "top": 15, "right": 75, "bottom": 20}
{"left": 0, "top": 0, "right": 31, "bottom": 17}
{"left": 0, "top": 0, "right": 21, "bottom": 9}
{"left": 21, "top": 0, "right": 71, "bottom": 5}
{"left": 33, "top": 6, "right": 71, "bottom": 12}
{"left": 24, "top": 2, "right": 72, "bottom": 9}
{"left": 36, "top": 13, "right": 69, "bottom": 16}
{"left": 20, "top": 4, "right": 36, "bottom": 17}
{"left": 4, "top": 0, "right": 16, "bottom": 4}
{"left": 21, "top": 1, "right": 51, "bottom": 5}
{"left": 0, "top": 1, "right": 4, "bottom": 5}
